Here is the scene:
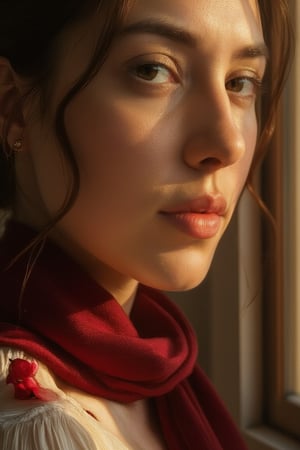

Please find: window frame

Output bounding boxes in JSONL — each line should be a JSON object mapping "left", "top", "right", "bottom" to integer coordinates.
{"left": 260, "top": 0, "right": 300, "bottom": 439}
{"left": 206, "top": 1, "right": 300, "bottom": 442}
{"left": 261, "top": 108, "right": 300, "bottom": 441}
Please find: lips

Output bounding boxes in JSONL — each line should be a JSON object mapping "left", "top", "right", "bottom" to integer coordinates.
{"left": 161, "top": 195, "right": 227, "bottom": 215}
{"left": 160, "top": 194, "right": 227, "bottom": 239}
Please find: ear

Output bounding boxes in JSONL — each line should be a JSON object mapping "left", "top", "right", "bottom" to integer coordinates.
{"left": 0, "top": 57, "right": 25, "bottom": 151}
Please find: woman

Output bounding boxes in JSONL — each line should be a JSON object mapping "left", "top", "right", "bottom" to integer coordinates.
{"left": 0, "top": 0, "right": 292, "bottom": 449}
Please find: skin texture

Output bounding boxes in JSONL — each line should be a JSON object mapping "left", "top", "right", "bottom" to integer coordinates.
{"left": 10, "top": 0, "right": 266, "bottom": 311}
{"left": 0, "top": 1, "right": 267, "bottom": 447}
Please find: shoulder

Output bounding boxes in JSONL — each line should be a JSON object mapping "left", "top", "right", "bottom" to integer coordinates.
{"left": 0, "top": 347, "right": 97, "bottom": 449}
{"left": 0, "top": 401, "right": 98, "bottom": 450}
{"left": 0, "top": 347, "right": 130, "bottom": 450}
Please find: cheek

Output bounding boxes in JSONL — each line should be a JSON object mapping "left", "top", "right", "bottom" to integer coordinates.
{"left": 239, "top": 109, "right": 258, "bottom": 179}
{"left": 244, "top": 109, "right": 258, "bottom": 170}
{"left": 27, "top": 124, "right": 73, "bottom": 217}
{"left": 64, "top": 88, "right": 175, "bottom": 204}
{"left": 226, "top": 110, "right": 258, "bottom": 205}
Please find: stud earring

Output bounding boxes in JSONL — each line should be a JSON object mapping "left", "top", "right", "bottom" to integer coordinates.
{"left": 12, "top": 139, "right": 23, "bottom": 151}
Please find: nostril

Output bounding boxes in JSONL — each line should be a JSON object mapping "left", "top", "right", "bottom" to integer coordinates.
{"left": 200, "top": 157, "right": 222, "bottom": 167}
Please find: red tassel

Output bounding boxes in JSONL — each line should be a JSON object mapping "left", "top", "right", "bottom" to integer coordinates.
{"left": 6, "top": 358, "right": 58, "bottom": 401}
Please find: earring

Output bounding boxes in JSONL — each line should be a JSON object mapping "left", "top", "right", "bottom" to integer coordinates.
{"left": 12, "top": 139, "right": 23, "bottom": 151}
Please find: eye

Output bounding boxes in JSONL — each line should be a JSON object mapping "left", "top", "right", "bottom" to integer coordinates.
{"left": 131, "top": 62, "right": 177, "bottom": 84}
{"left": 226, "top": 76, "right": 262, "bottom": 97}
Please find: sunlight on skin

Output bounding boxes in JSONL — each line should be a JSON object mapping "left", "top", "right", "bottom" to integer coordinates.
{"left": 14, "top": 0, "right": 266, "bottom": 313}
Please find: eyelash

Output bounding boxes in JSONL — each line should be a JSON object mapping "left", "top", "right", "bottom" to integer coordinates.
{"left": 225, "top": 76, "right": 264, "bottom": 98}
{"left": 130, "top": 61, "right": 178, "bottom": 84}
{"left": 129, "top": 60, "right": 264, "bottom": 100}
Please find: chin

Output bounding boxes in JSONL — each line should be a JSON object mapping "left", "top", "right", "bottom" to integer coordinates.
{"left": 159, "top": 271, "right": 209, "bottom": 292}
{"left": 139, "top": 260, "right": 212, "bottom": 293}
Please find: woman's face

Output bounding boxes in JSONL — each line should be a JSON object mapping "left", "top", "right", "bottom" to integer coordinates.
{"left": 19, "top": 0, "right": 266, "bottom": 294}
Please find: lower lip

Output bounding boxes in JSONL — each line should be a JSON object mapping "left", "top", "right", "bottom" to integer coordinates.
{"left": 160, "top": 212, "right": 222, "bottom": 239}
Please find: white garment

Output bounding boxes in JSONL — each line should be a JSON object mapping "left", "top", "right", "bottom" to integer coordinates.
{"left": 0, "top": 347, "right": 131, "bottom": 450}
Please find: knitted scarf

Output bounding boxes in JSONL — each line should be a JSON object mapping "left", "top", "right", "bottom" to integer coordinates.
{"left": 0, "top": 221, "right": 247, "bottom": 450}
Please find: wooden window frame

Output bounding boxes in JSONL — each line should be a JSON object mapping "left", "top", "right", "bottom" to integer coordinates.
{"left": 262, "top": 110, "right": 300, "bottom": 440}
{"left": 262, "top": 0, "right": 300, "bottom": 438}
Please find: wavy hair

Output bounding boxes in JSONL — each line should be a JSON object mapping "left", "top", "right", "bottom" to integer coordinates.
{"left": 0, "top": 0, "right": 294, "bottom": 229}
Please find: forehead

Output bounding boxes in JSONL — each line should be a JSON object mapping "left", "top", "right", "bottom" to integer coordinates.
{"left": 47, "top": 0, "right": 265, "bottom": 110}
{"left": 124, "top": 0, "right": 263, "bottom": 46}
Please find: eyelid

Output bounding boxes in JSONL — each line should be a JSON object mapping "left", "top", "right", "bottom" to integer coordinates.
{"left": 125, "top": 53, "right": 183, "bottom": 82}
{"left": 227, "top": 69, "right": 264, "bottom": 88}
{"left": 238, "top": 77, "right": 262, "bottom": 95}
{"left": 229, "top": 63, "right": 265, "bottom": 79}
{"left": 225, "top": 76, "right": 265, "bottom": 106}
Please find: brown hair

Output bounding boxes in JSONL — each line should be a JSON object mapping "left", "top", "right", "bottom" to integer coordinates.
{"left": 247, "top": 0, "right": 293, "bottom": 198}
{"left": 0, "top": 0, "right": 294, "bottom": 224}
{"left": 0, "top": 0, "right": 132, "bottom": 217}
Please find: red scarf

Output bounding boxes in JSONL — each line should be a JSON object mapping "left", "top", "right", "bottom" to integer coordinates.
{"left": 0, "top": 221, "right": 247, "bottom": 450}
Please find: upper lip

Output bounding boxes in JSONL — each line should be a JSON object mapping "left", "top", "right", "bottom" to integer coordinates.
{"left": 160, "top": 194, "right": 227, "bottom": 216}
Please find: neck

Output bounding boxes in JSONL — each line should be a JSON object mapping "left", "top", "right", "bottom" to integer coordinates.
{"left": 99, "top": 276, "right": 139, "bottom": 315}
{"left": 10, "top": 214, "right": 140, "bottom": 315}
{"left": 49, "top": 227, "right": 139, "bottom": 315}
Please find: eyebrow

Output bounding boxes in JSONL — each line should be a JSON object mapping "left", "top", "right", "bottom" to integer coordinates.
{"left": 119, "top": 19, "right": 269, "bottom": 60}
{"left": 120, "top": 19, "right": 198, "bottom": 47}
{"left": 234, "top": 44, "right": 269, "bottom": 61}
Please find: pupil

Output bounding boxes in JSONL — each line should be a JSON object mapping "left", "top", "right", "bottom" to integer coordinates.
{"left": 232, "top": 79, "right": 243, "bottom": 92}
{"left": 137, "top": 64, "right": 158, "bottom": 80}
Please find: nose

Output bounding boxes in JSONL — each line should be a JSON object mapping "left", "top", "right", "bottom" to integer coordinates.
{"left": 182, "top": 87, "right": 247, "bottom": 170}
